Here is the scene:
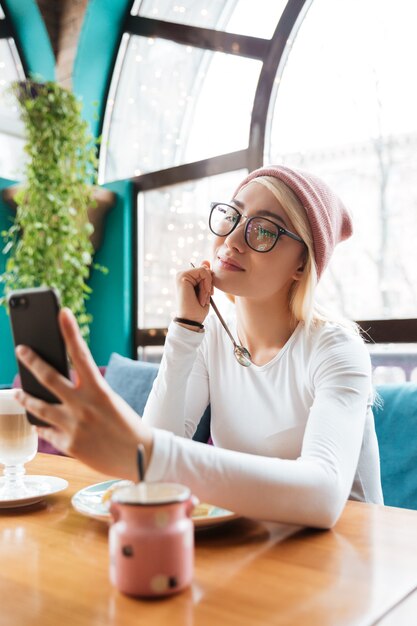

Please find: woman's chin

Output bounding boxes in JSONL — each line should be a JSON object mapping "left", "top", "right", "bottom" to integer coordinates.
{"left": 212, "top": 274, "right": 244, "bottom": 297}
{"left": 212, "top": 273, "right": 230, "bottom": 291}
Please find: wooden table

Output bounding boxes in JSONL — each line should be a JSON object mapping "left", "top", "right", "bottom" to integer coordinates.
{"left": 2, "top": 454, "right": 417, "bottom": 626}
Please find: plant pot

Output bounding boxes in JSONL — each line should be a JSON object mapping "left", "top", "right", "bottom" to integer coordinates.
{"left": 1, "top": 184, "right": 116, "bottom": 251}
{"left": 14, "top": 80, "right": 48, "bottom": 103}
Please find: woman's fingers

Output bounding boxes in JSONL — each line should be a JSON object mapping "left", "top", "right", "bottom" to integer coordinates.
{"left": 176, "top": 263, "right": 213, "bottom": 318}
{"left": 198, "top": 261, "right": 213, "bottom": 307}
{"left": 15, "top": 345, "right": 74, "bottom": 403}
{"left": 198, "top": 272, "right": 212, "bottom": 307}
{"left": 58, "top": 308, "right": 102, "bottom": 389}
{"left": 14, "top": 388, "right": 70, "bottom": 430}
{"left": 36, "top": 426, "right": 71, "bottom": 456}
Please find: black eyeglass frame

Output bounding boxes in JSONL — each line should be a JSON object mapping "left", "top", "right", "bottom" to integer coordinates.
{"left": 209, "top": 202, "right": 305, "bottom": 253}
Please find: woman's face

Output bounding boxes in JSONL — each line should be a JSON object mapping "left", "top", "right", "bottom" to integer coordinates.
{"left": 211, "top": 181, "right": 306, "bottom": 301}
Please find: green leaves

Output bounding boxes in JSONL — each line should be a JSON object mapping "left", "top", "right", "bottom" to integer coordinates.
{"left": 0, "top": 79, "right": 106, "bottom": 340}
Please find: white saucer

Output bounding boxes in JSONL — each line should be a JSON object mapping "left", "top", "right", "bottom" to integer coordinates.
{"left": 0, "top": 475, "right": 68, "bottom": 508}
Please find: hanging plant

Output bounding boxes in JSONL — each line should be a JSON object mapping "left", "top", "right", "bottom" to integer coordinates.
{"left": 0, "top": 79, "right": 107, "bottom": 339}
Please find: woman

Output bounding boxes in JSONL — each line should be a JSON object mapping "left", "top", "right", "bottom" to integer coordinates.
{"left": 15, "top": 165, "right": 383, "bottom": 528}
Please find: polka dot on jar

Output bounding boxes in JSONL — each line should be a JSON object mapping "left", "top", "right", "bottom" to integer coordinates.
{"left": 154, "top": 511, "right": 169, "bottom": 528}
{"left": 150, "top": 574, "right": 169, "bottom": 594}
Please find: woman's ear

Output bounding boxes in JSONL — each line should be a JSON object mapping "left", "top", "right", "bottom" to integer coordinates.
{"left": 292, "top": 265, "right": 304, "bottom": 281}
{"left": 292, "top": 254, "right": 306, "bottom": 281}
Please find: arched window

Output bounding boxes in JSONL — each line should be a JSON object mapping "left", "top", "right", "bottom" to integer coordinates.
{"left": 0, "top": 2, "right": 26, "bottom": 180}
{"left": 100, "top": 0, "right": 417, "bottom": 370}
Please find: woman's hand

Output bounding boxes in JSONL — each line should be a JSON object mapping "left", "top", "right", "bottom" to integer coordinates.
{"left": 14, "top": 308, "right": 153, "bottom": 481}
{"left": 175, "top": 260, "right": 214, "bottom": 325}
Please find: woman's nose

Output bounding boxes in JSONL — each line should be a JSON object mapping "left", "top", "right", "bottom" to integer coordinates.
{"left": 224, "top": 221, "right": 246, "bottom": 252}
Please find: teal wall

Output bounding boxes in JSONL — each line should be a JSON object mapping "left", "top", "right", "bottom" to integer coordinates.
{"left": 0, "top": 178, "right": 18, "bottom": 386}
{"left": 71, "top": 0, "right": 135, "bottom": 362}
{"left": 0, "top": 179, "right": 134, "bottom": 384}
{"left": 2, "top": 0, "right": 55, "bottom": 80}
{"left": 0, "top": 0, "right": 136, "bottom": 385}
{"left": 72, "top": 0, "right": 132, "bottom": 138}
{"left": 88, "top": 180, "right": 134, "bottom": 365}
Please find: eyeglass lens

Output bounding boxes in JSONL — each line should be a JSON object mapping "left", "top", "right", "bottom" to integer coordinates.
{"left": 210, "top": 204, "right": 280, "bottom": 252}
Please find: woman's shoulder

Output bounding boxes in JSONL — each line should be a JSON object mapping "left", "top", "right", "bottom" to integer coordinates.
{"left": 300, "top": 320, "right": 370, "bottom": 363}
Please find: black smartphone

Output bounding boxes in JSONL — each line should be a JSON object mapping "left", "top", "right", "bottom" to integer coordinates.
{"left": 8, "top": 287, "right": 70, "bottom": 427}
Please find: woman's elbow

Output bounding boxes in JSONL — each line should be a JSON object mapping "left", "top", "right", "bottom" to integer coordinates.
{"left": 312, "top": 505, "right": 343, "bottom": 529}
{"left": 308, "top": 482, "right": 347, "bottom": 529}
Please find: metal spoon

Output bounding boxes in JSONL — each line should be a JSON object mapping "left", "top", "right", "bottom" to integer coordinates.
{"left": 190, "top": 263, "right": 252, "bottom": 367}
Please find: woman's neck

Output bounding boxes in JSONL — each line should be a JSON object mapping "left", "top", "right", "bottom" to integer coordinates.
{"left": 235, "top": 296, "right": 298, "bottom": 364}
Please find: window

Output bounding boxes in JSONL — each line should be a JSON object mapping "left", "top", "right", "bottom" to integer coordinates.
{"left": 137, "top": 169, "right": 246, "bottom": 330}
{"left": 0, "top": 5, "right": 26, "bottom": 180}
{"left": 101, "top": 34, "right": 261, "bottom": 181}
{"left": 265, "top": 0, "right": 417, "bottom": 323}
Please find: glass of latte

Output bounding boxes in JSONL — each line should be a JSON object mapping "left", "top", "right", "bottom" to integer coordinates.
{"left": 0, "top": 389, "right": 38, "bottom": 500}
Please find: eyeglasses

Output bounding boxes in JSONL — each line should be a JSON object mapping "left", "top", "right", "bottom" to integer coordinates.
{"left": 209, "top": 202, "right": 305, "bottom": 253}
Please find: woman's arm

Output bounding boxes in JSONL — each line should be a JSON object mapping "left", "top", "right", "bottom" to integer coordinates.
{"left": 142, "top": 261, "right": 213, "bottom": 436}
{"left": 142, "top": 321, "right": 210, "bottom": 438}
{"left": 143, "top": 333, "right": 373, "bottom": 529}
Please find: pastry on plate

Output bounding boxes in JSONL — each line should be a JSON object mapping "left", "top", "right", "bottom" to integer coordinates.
{"left": 192, "top": 502, "right": 215, "bottom": 518}
{"left": 101, "top": 480, "right": 134, "bottom": 507}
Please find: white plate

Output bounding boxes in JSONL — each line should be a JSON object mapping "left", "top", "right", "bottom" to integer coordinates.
{"left": 0, "top": 475, "right": 68, "bottom": 508}
{"left": 72, "top": 479, "right": 239, "bottom": 529}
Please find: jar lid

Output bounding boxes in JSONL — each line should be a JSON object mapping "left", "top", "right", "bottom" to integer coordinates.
{"left": 111, "top": 482, "right": 191, "bottom": 505}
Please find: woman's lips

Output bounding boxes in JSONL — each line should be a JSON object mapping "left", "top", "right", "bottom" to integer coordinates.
{"left": 217, "top": 256, "right": 244, "bottom": 271}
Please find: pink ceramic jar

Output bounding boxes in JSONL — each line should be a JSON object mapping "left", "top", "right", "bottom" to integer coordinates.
{"left": 109, "top": 483, "right": 197, "bottom": 597}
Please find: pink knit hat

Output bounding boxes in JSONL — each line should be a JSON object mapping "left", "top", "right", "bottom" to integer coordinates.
{"left": 234, "top": 165, "right": 353, "bottom": 279}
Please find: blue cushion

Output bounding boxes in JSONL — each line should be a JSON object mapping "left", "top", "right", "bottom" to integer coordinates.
{"left": 104, "top": 353, "right": 159, "bottom": 416}
{"left": 374, "top": 383, "right": 417, "bottom": 509}
{"left": 104, "top": 353, "right": 211, "bottom": 443}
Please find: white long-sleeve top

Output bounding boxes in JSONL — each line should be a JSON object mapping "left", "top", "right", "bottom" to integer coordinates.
{"left": 142, "top": 315, "right": 383, "bottom": 528}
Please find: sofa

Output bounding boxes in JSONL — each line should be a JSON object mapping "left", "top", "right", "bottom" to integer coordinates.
{"left": 372, "top": 383, "right": 417, "bottom": 510}
{"left": 14, "top": 353, "right": 417, "bottom": 511}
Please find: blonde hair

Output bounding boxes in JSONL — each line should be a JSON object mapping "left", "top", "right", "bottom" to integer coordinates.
{"left": 246, "top": 176, "right": 360, "bottom": 336}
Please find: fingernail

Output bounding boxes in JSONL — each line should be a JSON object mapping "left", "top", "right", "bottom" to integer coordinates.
{"left": 16, "top": 345, "right": 28, "bottom": 358}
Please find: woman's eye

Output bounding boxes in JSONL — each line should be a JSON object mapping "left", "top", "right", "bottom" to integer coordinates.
{"left": 256, "top": 226, "right": 277, "bottom": 240}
